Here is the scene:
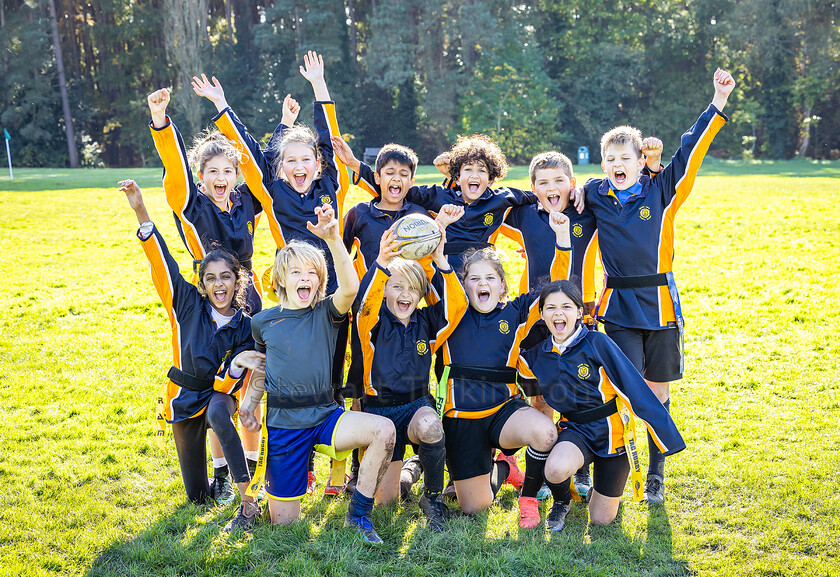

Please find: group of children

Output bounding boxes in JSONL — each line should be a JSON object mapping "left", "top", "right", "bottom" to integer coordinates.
{"left": 119, "top": 50, "right": 735, "bottom": 542}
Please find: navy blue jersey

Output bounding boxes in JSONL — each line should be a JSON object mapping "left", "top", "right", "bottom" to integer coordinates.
{"left": 519, "top": 327, "right": 685, "bottom": 458}
{"left": 358, "top": 172, "right": 538, "bottom": 273}
{"left": 354, "top": 264, "right": 467, "bottom": 407}
{"left": 149, "top": 117, "right": 263, "bottom": 312}
{"left": 214, "top": 103, "right": 349, "bottom": 293}
{"left": 439, "top": 244, "right": 571, "bottom": 418}
{"left": 139, "top": 225, "right": 254, "bottom": 423}
{"left": 501, "top": 203, "right": 598, "bottom": 300}
{"left": 585, "top": 104, "right": 728, "bottom": 330}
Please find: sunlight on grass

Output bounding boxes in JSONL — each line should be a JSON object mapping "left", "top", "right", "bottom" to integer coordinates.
{"left": 1, "top": 163, "right": 839, "bottom": 576}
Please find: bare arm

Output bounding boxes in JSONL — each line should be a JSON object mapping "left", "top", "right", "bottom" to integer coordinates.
{"left": 307, "top": 205, "right": 359, "bottom": 314}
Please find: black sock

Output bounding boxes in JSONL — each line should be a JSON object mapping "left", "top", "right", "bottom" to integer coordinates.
{"left": 214, "top": 465, "right": 229, "bottom": 479}
{"left": 647, "top": 399, "right": 669, "bottom": 478}
{"left": 490, "top": 460, "right": 510, "bottom": 498}
{"left": 351, "top": 448, "right": 360, "bottom": 474}
{"left": 418, "top": 437, "right": 446, "bottom": 496}
{"left": 308, "top": 449, "right": 316, "bottom": 473}
{"left": 246, "top": 458, "right": 258, "bottom": 478}
{"left": 547, "top": 478, "right": 572, "bottom": 505}
{"left": 522, "top": 446, "right": 550, "bottom": 498}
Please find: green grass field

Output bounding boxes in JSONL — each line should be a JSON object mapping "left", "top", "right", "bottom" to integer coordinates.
{"left": 1, "top": 160, "right": 839, "bottom": 576}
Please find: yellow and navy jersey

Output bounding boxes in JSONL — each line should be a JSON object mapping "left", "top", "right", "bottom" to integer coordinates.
{"left": 585, "top": 104, "right": 728, "bottom": 330}
{"left": 148, "top": 118, "right": 263, "bottom": 310}
{"left": 354, "top": 263, "right": 467, "bottom": 407}
{"left": 518, "top": 327, "right": 685, "bottom": 458}
{"left": 213, "top": 103, "right": 350, "bottom": 293}
{"left": 500, "top": 203, "right": 598, "bottom": 300}
{"left": 439, "top": 244, "right": 571, "bottom": 419}
{"left": 385, "top": 176, "right": 537, "bottom": 273}
{"left": 138, "top": 224, "right": 254, "bottom": 423}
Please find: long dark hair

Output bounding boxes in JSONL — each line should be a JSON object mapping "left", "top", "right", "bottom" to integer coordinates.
{"left": 538, "top": 280, "right": 584, "bottom": 329}
{"left": 196, "top": 249, "right": 248, "bottom": 311}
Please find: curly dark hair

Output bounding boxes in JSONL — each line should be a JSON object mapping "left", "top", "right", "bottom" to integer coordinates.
{"left": 196, "top": 249, "right": 249, "bottom": 312}
{"left": 448, "top": 134, "right": 508, "bottom": 183}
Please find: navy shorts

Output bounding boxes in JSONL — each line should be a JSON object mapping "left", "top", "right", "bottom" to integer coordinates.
{"left": 603, "top": 322, "right": 682, "bottom": 382}
{"left": 557, "top": 428, "right": 630, "bottom": 498}
{"left": 264, "top": 406, "right": 351, "bottom": 500}
{"left": 365, "top": 395, "right": 433, "bottom": 462}
{"left": 442, "top": 397, "right": 529, "bottom": 481}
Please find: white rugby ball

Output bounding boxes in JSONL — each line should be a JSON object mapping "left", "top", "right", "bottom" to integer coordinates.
{"left": 393, "top": 214, "right": 442, "bottom": 260}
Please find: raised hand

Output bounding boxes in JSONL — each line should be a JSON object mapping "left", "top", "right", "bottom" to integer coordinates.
{"left": 191, "top": 74, "right": 228, "bottom": 112}
{"left": 306, "top": 204, "right": 339, "bottom": 241}
{"left": 549, "top": 210, "right": 571, "bottom": 248}
{"left": 641, "top": 137, "right": 663, "bottom": 172}
{"left": 280, "top": 94, "right": 301, "bottom": 126}
{"left": 330, "top": 136, "right": 360, "bottom": 172}
{"left": 712, "top": 68, "right": 735, "bottom": 111}
{"left": 433, "top": 152, "right": 451, "bottom": 178}
{"left": 118, "top": 179, "right": 151, "bottom": 223}
{"left": 233, "top": 351, "right": 266, "bottom": 372}
{"left": 147, "top": 89, "right": 170, "bottom": 128}
{"left": 376, "top": 228, "right": 402, "bottom": 268}
{"left": 299, "top": 50, "right": 325, "bottom": 84}
{"left": 430, "top": 223, "right": 450, "bottom": 270}
{"left": 435, "top": 204, "right": 464, "bottom": 228}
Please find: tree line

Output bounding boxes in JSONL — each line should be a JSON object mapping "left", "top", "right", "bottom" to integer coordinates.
{"left": 1, "top": 0, "right": 838, "bottom": 168}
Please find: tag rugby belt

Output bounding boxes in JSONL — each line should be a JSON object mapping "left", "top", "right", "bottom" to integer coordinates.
{"left": 167, "top": 366, "right": 215, "bottom": 392}
{"left": 364, "top": 389, "right": 433, "bottom": 408}
{"left": 561, "top": 397, "right": 618, "bottom": 424}
{"left": 447, "top": 364, "right": 518, "bottom": 384}
{"left": 605, "top": 273, "right": 668, "bottom": 289}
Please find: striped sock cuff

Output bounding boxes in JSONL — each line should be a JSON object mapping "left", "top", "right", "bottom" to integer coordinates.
{"left": 526, "top": 446, "right": 550, "bottom": 461}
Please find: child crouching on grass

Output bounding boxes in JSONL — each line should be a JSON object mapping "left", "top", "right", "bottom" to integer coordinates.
{"left": 117, "top": 180, "right": 264, "bottom": 532}
{"left": 238, "top": 204, "right": 396, "bottom": 545}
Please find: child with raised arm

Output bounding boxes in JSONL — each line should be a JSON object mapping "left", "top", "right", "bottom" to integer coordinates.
{"left": 584, "top": 68, "right": 735, "bottom": 503}
{"left": 117, "top": 180, "right": 264, "bottom": 532}
{"left": 354, "top": 211, "right": 467, "bottom": 531}
{"left": 237, "top": 204, "right": 396, "bottom": 545}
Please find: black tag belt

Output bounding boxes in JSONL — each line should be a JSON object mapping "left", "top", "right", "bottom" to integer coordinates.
{"left": 447, "top": 364, "right": 518, "bottom": 384}
{"left": 605, "top": 273, "right": 668, "bottom": 289}
{"left": 562, "top": 398, "right": 618, "bottom": 424}
{"left": 167, "top": 366, "right": 215, "bottom": 392}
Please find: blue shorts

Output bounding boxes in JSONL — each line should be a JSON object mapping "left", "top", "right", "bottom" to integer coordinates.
{"left": 264, "top": 406, "right": 351, "bottom": 500}
{"left": 365, "top": 395, "right": 433, "bottom": 462}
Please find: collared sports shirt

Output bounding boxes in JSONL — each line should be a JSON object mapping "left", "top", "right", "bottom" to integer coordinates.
{"left": 138, "top": 225, "right": 254, "bottom": 423}
{"left": 355, "top": 263, "right": 467, "bottom": 407}
{"left": 518, "top": 326, "right": 685, "bottom": 458}
{"left": 585, "top": 104, "right": 728, "bottom": 330}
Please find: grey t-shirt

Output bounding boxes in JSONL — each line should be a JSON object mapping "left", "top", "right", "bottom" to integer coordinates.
{"left": 252, "top": 297, "right": 345, "bottom": 429}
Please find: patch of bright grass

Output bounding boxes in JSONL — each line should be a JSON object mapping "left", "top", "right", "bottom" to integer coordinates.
{"left": 1, "top": 162, "right": 838, "bottom": 576}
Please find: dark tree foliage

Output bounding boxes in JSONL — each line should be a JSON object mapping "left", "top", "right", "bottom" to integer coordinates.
{"left": 1, "top": 0, "right": 838, "bottom": 167}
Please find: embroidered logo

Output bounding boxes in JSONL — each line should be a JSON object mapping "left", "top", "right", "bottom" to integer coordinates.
{"left": 416, "top": 340, "right": 428, "bottom": 355}
{"left": 639, "top": 206, "right": 652, "bottom": 221}
{"left": 572, "top": 223, "right": 583, "bottom": 238}
{"left": 577, "top": 363, "right": 590, "bottom": 379}
{"left": 320, "top": 195, "right": 332, "bottom": 206}
{"left": 248, "top": 221, "right": 254, "bottom": 235}
{"left": 217, "top": 350, "right": 233, "bottom": 373}
{"left": 499, "top": 320, "right": 510, "bottom": 334}
{"left": 483, "top": 213, "right": 494, "bottom": 226}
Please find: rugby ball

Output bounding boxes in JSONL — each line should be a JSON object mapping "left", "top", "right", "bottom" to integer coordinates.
{"left": 393, "top": 214, "right": 442, "bottom": 260}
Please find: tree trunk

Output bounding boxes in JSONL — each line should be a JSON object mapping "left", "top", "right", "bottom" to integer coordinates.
{"left": 347, "top": 0, "right": 356, "bottom": 61}
{"left": 48, "top": 0, "right": 79, "bottom": 167}
{"left": 60, "top": 0, "right": 82, "bottom": 79}
{"left": 799, "top": 105, "right": 812, "bottom": 157}
{"left": 226, "top": 0, "right": 234, "bottom": 42}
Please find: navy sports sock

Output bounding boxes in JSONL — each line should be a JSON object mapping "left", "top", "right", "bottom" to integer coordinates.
{"left": 522, "top": 447, "right": 550, "bottom": 498}
{"left": 214, "top": 465, "right": 229, "bottom": 479}
{"left": 348, "top": 490, "right": 375, "bottom": 519}
{"left": 647, "top": 399, "right": 670, "bottom": 478}
{"left": 308, "top": 449, "right": 316, "bottom": 472}
{"left": 547, "top": 478, "right": 572, "bottom": 505}
{"left": 490, "top": 460, "right": 510, "bottom": 498}
{"left": 418, "top": 437, "right": 446, "bottom": 496}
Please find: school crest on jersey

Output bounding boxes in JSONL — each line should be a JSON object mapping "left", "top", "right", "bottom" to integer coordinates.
{"left": 248, "top": 221, "right": 254, "bottom": 235}
{"left": 577, "top": 363, "right": 590, "bottom": 379}
{"left": 416, "top": 340, "right": 429, "bottom": 355}
{"left": 217, "top": 350, "right": 233, "bottom": 373}
{"left": 498, "top": 320, "right": 510, "bottom": 334}
{"left": 483, "top": 213, "right": 494, "bottom": 226}
{"left": 320, "top": 195, "right": 332, "bottom": 206}
{"left": 572, "top": 223, "right": 583, "bottom": 238}
{"left": 639, "top": 206, "right": 652, "bottom": 221}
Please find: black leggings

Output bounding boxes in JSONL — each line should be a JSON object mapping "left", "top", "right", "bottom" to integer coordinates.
{"left": 171, "top": 393, "right": 249, "bottom": 504}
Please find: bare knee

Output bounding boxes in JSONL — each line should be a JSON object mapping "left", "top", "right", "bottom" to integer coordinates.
{"left": 589, "top": 509, "right": 618, "bottom": 525}
{"left": 544, "top": 460, "right": 572, "bottom": 485}
{"left": 373, "top": 418, "right": 396, "bottom": 450}
{"left": 416, "top": 417, "right": 444, "bottom": 444}
{"left": 533, "top": 424, "right": 557, "bottom": 453}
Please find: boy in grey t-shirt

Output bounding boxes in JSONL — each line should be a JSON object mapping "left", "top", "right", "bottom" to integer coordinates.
{"left": 240, "top": 205, "right": 396, "bottom": 544}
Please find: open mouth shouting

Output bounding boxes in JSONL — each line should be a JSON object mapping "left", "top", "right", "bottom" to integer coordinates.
{"left": 212, "top": 288, "right": 228, "bottom": 305}
{"left": 396, "top": 297, "right": 412, "bottom": 313}
{"left": 477, "top": 288, "right": 491, "bottom": 304}
{"left": 296, "top": 284, "right": 312, "bottom": 302}
{"left": 293, "top": 171, "right": 308, "bottom": 188}
{"left": 545, "top": 193, "right": 563, "bottom": 209}
{"left": 612, "top": 170, "right": 627, "bottom": 186}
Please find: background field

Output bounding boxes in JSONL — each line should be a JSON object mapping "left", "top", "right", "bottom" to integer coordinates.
{"left": 1, "top": 161, "right": 839, "bottom": 576}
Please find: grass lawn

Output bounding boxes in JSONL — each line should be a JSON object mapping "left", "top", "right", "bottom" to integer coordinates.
{"left": 1, "top": 160, "right": 838, "bottom": 576}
